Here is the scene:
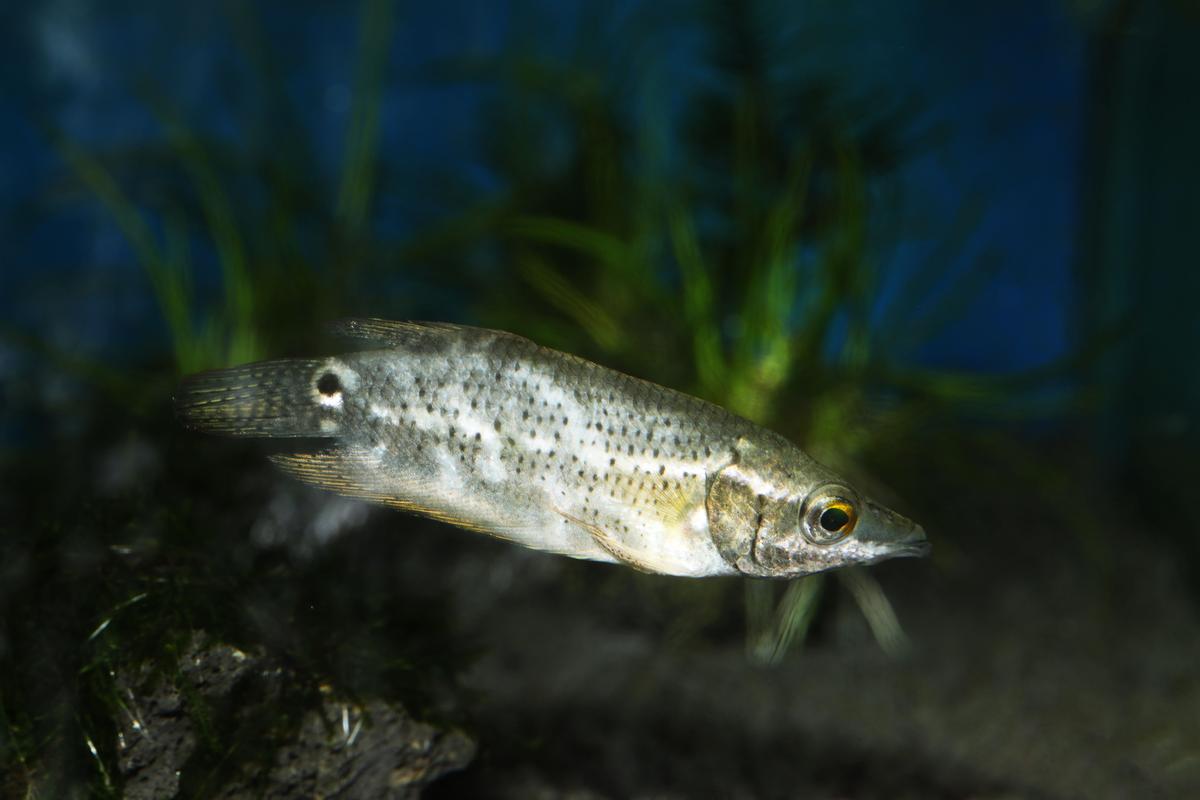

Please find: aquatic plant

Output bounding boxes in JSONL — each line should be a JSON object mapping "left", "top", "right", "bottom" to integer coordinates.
{"left": 41, "top": 0, "right": 1088, "bottom": 685}
{"left": 418, "top": 1, "right": 995, "bottom": 661}
{"left": 48, "top": 0, "right": 401, "bottom": 376}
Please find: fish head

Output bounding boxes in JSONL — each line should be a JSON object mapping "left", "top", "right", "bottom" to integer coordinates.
{"left": 706, "top": 439, "right": 929, "bottom": 578}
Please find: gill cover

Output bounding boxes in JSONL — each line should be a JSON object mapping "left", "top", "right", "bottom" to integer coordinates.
{"left": 706, "top": 462, "right": 796, "bottom": 577}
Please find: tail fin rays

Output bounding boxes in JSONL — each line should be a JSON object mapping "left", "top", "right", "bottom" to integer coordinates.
{"left": 175, "top": 359, "right": 329, "bottom": 437}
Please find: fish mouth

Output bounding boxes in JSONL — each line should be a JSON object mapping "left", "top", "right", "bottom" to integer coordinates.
{"left": 885, "top": 525, "right": 932, "bottom": 559}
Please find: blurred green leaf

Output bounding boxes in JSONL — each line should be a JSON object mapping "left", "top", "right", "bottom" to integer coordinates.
{"left": 337, "top": 0, "right": 395, "bottom": 241}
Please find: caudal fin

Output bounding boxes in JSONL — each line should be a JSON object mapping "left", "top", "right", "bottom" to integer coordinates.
{"left": 175, "top": 359, "right": 329, "bottom": 437}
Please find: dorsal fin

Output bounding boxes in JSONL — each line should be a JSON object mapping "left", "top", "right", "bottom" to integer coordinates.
{"left": 327, "top": 318, "right": 534, "bottom": 350}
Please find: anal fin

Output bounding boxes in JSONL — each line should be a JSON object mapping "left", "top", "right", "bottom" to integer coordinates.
{"left": 270, "top": 446, "right": 494, "bottom": 533}
{"left": 271, "top": 446, "right": 615, "bottom": 563}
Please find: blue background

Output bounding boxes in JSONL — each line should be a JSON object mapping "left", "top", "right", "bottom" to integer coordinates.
{"left": 2, "top": 0, "right": 1083, "bottom": 372}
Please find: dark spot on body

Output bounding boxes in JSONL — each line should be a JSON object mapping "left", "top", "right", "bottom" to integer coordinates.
{"left": 317, "top": 373, "right": 340, "bottom": 395}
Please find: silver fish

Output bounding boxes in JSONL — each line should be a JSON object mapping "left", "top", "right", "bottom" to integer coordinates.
{"left": 176, "top": 319, "right": 929, "bottom": 577}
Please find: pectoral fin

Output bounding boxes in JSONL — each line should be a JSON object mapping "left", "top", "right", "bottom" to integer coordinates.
{"left": 554, "top": 509, "right": 702, "bottom": 576}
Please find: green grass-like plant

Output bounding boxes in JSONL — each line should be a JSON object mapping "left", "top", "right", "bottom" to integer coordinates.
{"left": 45, "top": 0, "right": 1091, "bottom": 679}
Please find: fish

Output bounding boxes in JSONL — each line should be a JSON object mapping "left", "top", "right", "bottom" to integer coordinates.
{"left": 175, "top": 319, "right": 929, "bottom": 577}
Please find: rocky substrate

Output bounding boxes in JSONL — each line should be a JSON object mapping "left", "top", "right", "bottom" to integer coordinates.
{"left": 113, "top": 633, "right": 474, "bottom": 799}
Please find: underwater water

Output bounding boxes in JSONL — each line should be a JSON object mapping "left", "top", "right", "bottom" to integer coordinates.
{"left": 2, "top": 1, "right": 1199, "bottom": 798}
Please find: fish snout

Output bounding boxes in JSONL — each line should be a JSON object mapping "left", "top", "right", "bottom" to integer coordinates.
{"left": 889, "top": 523, "right": 931, "bottom": 559}
{"left": 858, "top": 501, "right": 931, "bottom": 560}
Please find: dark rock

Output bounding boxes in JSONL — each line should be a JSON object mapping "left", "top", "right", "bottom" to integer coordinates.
{"left": 114, "top": 632, "right": 474, "bottom": 799}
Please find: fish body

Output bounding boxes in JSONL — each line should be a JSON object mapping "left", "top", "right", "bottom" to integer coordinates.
{"left": 177, "top": 319, "right": 928, "bottom": 577}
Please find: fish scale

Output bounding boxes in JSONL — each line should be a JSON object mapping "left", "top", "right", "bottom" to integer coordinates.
{"left": 176, "top": 319, "right": 929, "bottom": 577}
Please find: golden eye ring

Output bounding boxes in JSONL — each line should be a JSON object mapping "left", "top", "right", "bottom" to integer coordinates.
{"left": 801, "top": 490, "right": 858, "bottom": 545}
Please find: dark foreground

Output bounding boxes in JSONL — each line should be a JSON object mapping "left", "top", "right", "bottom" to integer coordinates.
{"left": 1, "top": 412, "right": 1197, "bottom": 799}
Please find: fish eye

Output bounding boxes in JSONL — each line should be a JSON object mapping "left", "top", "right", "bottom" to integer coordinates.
{"left": 819, "top": 506, "right": 850, "bottom": 532}
{"left": 801, "top": 488, "right": 858, "bottom": 545}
